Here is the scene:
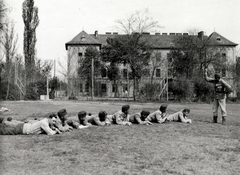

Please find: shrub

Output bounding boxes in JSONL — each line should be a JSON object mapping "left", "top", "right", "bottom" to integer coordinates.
{"left": 1, "top": 82, "right": 21, "bottom": 100}
{"left": 139, "top": 83, "right": 160, "bottom": 100}
{"left": 193, "top": 77, "right": 214, "bottom": 102}
{"left": 24, "top": 80, "right": 47, "bottom": 100}
{"left": 168, "top": 78, "right": 194, "bottom": 101}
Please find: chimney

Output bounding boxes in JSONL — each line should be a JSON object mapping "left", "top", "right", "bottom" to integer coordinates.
{"left": 198, "top": 31, "right": 204, "bottom": 40}
{"left": 94, "top": 30, "right": 98, "bottom": 37}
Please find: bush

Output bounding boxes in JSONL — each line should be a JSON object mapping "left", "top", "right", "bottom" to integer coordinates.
{"left": 1, "top": 82, "right": 21, "bottom": 100}
{"left": 24, "top": 80, "right": 47, "bottom": 100}
{"left": 193, "top": 77, "right": 214, "bottom": 102}
{"left": 139, "top": 83, "right": 160, "bottom": 100}
{"left": 168, "top": 78, "right": 194, "bottom": 101}
{"left": 68, "top": 93, "right": 78, "bottom": 100}
{"left": 49, "top": 89, "right": 55, "bottom": 99}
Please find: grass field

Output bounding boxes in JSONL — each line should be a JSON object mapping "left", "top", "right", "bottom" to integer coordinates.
{"left": 0, "top": 100, "right": 240, "bottom": 175}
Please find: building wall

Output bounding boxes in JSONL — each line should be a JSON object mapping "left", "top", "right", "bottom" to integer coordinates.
{"left": 206, "top": 46, "right": 237, "bottom": 97}
{"left": 66, "top": 39, "right": 236, "bottom": 98}
{"left": 67, "top": 45, "right": 100, "bottom": 96}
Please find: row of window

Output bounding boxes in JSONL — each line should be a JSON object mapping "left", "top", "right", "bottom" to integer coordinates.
{"left": 79, "top": 52, "right": 174, "bottom": 79}
{"left": 101, "top": 68, "right": 173, "bottom": 78}
{"left": 79, "top": 83, "right": 128, "bottom": 93}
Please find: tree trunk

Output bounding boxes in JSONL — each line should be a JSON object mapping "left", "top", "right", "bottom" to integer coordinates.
{"left": 151, "top": 68, "right": 155, "bottom": 86}
{"left": 114, "top": 80, "right": 117, "bottom": 97}
{"left": 6, "top": 67, "right": 12, "bottom": 100}
{"left": 133, "top": 76, "right": 136, "bottom": 101}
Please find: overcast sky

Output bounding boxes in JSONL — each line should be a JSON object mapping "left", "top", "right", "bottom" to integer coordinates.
{"left": 5, "top": 0, "right": 240, "bottom": 77}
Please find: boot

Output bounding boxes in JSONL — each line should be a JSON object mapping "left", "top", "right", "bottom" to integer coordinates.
{"left": 222, "top": 116, "right": 226, "bottom": 125}
{"left": 213, "top": 116, "right": 218, "bottom": 123}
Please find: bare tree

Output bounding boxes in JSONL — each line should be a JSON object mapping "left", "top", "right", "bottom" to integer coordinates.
{"left": 22, "top": 0, "right": 39, "bottom": 85}
{"left": 0, "top": 0, "right": 7, "bottom": 33}
{"left": 57, "top": 56, "right": 68, "bottom": 81}
{"left": 116, "top": 8, "right": 160, "bottom": 34}
{"left": 1, "top": 23, "right": 18, "bottom": 99}
{"left": 115, "top": 8, "right": 161, "bottom": 100}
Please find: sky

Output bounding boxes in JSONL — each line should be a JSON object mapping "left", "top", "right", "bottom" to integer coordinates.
{"left": 4, "top": 0, "right": 240, "bottom": 78}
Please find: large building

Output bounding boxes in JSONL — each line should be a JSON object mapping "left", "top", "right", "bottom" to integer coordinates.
{"left": 65, "top": 30, "right": 238, "bottom": 98}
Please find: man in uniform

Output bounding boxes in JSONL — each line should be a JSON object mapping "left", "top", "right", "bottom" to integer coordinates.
{"left": 146, "top": 104, "right": 168, "bottom": 124}
{"left": 112, "top": 105, "right": 132, "bottom": 126}
{"left": 204, "top": 69, "right": 233, "bottom": 124}
{"left": 129, "top": 110, "right": 152, "bottom": 125}
{"left": 167, "top": 109, "right": 192, "bottom": 123}
{"left": 0, "top": 114, "right": 61, "bottom": 135}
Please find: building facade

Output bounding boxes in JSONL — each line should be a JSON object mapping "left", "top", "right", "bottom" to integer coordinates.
{"left": 65, "top": 30, "right": 237, "bottom": 98}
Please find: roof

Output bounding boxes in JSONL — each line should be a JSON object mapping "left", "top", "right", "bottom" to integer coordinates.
{"left": 65, "top": 31, "right": 238, "bottom": 50}
{"left": 65, "top": 30, "right": 101, "bottom": 50}
{"left": 206, "top": 32, "right": 238, "bottom": 46}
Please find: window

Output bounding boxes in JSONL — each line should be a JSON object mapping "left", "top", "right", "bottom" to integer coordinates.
{"left": 123, "top": 84, "right": 128, "bottom": 92}
{"left": 215, "top": 53, "right": 220, "bottom": 59}
{"left": 78, "top": 52, "right": 83, "bottom": 64}
{"left": 101, "top": 68, "right": 107, "bottom": 78}
{"left": 79, "top": 83, "right": 83, "bottom": 92}
{"left": 112, "top": 84, "right": 117, "bottom": 92}
{"left": 167, "top": 53, "right": 172, "bottom": 62}
{"left": 215, "top": 66, "right": 221, "bottom": 74}
{"left": 101, "top": 84, "right": 107, "bottom": 93}
{"left": 168, "top": 68, "right": 173, "bottom": 77}
{"left": 222, "top": 68, "right": 226, "bottom": 77}
{"left": 156, "top": 69, "right": 161, "bottom": 77}
{"left": 221, "top": 53, "right": 227, "bottom": 62}
{"left": 143, "top": 69, "right": 150, "bottom": 77}
{"left": 155, "top": 52, "right": 161, "bottom": 62}
{"left": 123, "top": 69, "right": 127, "bottom": 78}
{"left": 216, "top": 37, "right": 221, "bottom": 41}
{"left": 85, "top": 83, "right": 89, "bottom": 92}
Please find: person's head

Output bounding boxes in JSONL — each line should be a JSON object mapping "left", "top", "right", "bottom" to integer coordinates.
{"left": 78, "top": 111, "right": 87, "bottom": 124}
{"left": 122, "top": 105, "right": 130, "bottom": 115}
{"left": 57, "top": 109, "right": 67, "bottom": 123}
{"left": 140, "top": 110, "right": 150, "bottom": 120}
{"left": 48, "top": 113, "right": 57, "bottom": 125}
{"left": 98, "top": 111, "right": 107, "bottom": 122}
{"left": 214, "top": 73, "right": 221, "bottom": 82}
{"left": 159, "top": 104, "right": 168, "bottom": 113}
{"left": 7, "top": 117, "right": 12, "bottom": 121}
{"left": 182, "top": 108, "right": 190, "bottom": 117}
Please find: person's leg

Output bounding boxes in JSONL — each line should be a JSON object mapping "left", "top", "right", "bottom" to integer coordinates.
{"left": 212, "top": 99, "right": 219, "bottom": 123}
{"left": 0, "top": 124, "right": 17, "bottom": 135}
{"left": 23, "top": 120, "right": 44, "bottom": 134}
{"left": 219, "top": 98, "right": 227, "bottom": 124}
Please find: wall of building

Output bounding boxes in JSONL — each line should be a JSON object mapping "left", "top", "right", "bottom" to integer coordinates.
{"left": 66, "top": 35, "right": 237, "bottom": 98}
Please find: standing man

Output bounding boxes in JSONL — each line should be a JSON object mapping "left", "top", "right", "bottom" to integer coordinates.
{"left": 204, "top": 69, "right": 233, "bottom": 124}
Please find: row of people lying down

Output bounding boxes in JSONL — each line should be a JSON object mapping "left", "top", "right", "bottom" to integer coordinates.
{"left": 0, "top": 104, "right": 191, "bottom": 135}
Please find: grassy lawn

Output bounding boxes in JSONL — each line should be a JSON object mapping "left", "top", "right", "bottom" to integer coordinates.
{"left": 0, "top": 100, "right": 240, "bottom": 175}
